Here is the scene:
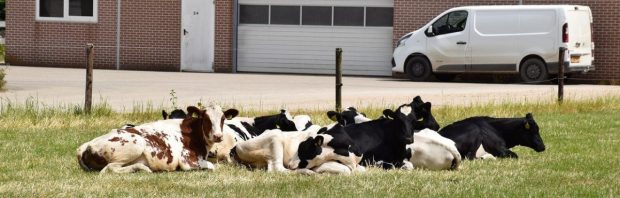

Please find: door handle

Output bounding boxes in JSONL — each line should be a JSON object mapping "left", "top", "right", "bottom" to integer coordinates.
{"left": 457, "top": 41, "right": 467, "bottom": 45}
{"left": 183, "top": 29, "right": 189, "bottom": 36}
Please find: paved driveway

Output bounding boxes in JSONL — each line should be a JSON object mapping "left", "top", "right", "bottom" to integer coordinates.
{"left": 2, "top": 66, "right": 619, "bottom": 111}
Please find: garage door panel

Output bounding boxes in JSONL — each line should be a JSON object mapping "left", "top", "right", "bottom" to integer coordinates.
{"left": 238, "top": 67, "right": 390, "bottom": 76}
{"left": 238, "top": 52, "right": 391, "bottom": 62}
{"left": 237, "top": 4, "right": 393, "bottom": 76}
{"left": 235, "top": 63, "right": 385, "bottom": 72}
{"left": 238, "top": 58, "right": 390, "bottom": 67}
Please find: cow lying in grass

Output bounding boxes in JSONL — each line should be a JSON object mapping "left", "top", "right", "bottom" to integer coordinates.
{"left": 208, "top": 110, "right": 316, "bottom": 163}
{"left": 438, "top": 113, "right": 546, "bottom": 160}
{"left": 317, "top": 104, "right": 418, "bottom": 171}
{"left": 321, "top": 96, "right": 461, "bottom": 171}
{"left": 230, "top": 124, "right": 357, "bottom": 174}
{"left": 77, "top": 105, "right": 238, "bottom": 173}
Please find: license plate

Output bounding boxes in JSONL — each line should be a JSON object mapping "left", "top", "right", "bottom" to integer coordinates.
{"left": 571, "top": 56, "right": 580, "bottom": 63}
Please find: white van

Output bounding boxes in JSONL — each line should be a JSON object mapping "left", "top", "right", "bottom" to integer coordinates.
{"left": 392, "top": 5, "right": 594, "bottom": 82}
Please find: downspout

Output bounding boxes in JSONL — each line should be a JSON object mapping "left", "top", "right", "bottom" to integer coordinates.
{"left": 116, "top": 0, "right": 121, "bottom": 70}
{"left": 232, "top": 0, "right": 238, "bottom": 73}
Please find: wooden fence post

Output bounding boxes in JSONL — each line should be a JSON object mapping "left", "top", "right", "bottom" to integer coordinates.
{"left": 85, "top": 44, "right": 95, "bottom": 113}
{"left": 558, "top": 47, "right": 566, "bottom": 104}
{"left": 336, "top": 48, "right": 343, "bottom": 112}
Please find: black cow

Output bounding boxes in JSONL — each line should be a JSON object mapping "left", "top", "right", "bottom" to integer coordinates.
{"left": 323, "top": 104, "right": 418, "bottom": 169}
{"left": 438, "top": 113, "right": 546, "bottom": 160}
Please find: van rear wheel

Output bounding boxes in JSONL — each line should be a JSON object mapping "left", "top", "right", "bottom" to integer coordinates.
{"left": 519, "top": 58, "right": 549, "bottom": 83}
{"left": 406, "top": 57, "right": 432, "bottom": 81}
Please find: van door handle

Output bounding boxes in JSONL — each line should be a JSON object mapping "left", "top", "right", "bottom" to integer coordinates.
{"left": 457, "top": 41, "right": 467, "bottom": 45}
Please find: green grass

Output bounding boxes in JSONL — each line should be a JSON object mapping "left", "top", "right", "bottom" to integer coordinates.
{"left": 0, "top": 97, "right": 619, "bottom": 197}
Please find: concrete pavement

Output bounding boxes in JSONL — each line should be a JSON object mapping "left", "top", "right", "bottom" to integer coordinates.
{"left": 2, "top": 66, "right": 619, "bottom": 111}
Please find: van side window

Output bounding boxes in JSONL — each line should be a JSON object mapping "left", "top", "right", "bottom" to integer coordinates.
{"left": 431, "top": 11, "right": 468, "bottom": 36}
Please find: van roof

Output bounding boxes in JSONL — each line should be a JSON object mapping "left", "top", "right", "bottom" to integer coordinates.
{"left": 450, "top": 5, "right": 590, "bottom": 12}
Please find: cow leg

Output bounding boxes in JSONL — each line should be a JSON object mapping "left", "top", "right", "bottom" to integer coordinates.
{"left": 312, "top": 161, "right": 352, "bottom": 175}
{"left": 476, "top": 145, "right": 497, "bottom": 160}
{"left": 198, "top": 158, "right": 216, "bottom": 170}
{"left": 267, "top": 142, "right": 288, "bottom": 172}
{"left": 401, "top": 160, "right": 414, "bottom": 170}
{"left": 100, "top": 162, "right": 152, "bottom": 174}
{"left": 295, "top": 168, "right": 317, "bottom": 175}
{"left": 504, "top": 149, "right": 519, "bottom": 158}
{"left": 480, "top": 139, "right": 517, "bottom": 159}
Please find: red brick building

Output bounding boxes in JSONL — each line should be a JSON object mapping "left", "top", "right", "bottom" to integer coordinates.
{"left": 6, "top": 0, "right": 620, "bottom": 80}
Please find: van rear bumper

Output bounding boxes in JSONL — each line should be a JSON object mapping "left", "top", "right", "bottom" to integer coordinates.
{"left": 548, "top": 62, "right": 594, "bottom": 74}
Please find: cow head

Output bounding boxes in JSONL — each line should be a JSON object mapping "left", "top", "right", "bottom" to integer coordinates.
{"left": 289, "top": 124, "right": 357, "bottom": 170}
{"left": 411, "top": 96, "right": 440, "bottom": 131}
{"left": 327, "top": 107, "right": 371, "bottom": 126}
{"left": 275, "top": 109, "right": 298, "bottom": 131}
{"left": 517, "top": 113, "right": 546, "bottom": 152}
{"left": 254, "top": 109, "right": 298, "bottom": 131}
{"left": 162, "top": 109, "right": 187, "bottom": 120}
{"left": 383, "top": 104, "right": 417, "bottom": 144}
{"left": 181, "top": 105, "right": 239, "bottom": 144}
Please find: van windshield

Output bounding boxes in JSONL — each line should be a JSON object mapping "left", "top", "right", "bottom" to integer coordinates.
{"left": 432, "top": 11, "right": 468, "bottom": 36}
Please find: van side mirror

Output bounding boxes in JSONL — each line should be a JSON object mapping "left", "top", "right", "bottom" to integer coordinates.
{"left": 426, "top": 26, "right": 435, "bottom": 37}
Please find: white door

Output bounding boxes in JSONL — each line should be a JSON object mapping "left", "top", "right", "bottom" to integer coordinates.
{"left": 181, "top": 0, "right": 215, "bottom": 72}
{"left": 426, "top": 11, "right": 470, "bottom": 72}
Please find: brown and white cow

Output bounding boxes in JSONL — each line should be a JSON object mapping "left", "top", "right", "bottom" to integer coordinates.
{"left": 76, "top": 105, "right": 239, "bottom": 173}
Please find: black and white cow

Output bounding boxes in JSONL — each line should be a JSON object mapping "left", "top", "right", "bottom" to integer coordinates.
{"left": 77, "top": 105, "right": 239, "bottom": 173}
{"left": 328, "top": 101, "right": 460, "bottom": 171}
{"left": 208, "top": 110, "right": 316, "bottom": 163}
{"left": 230, "top": 124, "right": 358, "bottom": 174}
{"left": 330, "top": 104, "right": 418, "bottom": 169}
{"left": 438, "top": 113, "right": 546, "bottom": 160}
{"left": 229, "top": 109, "right": 312, "bottom": 137}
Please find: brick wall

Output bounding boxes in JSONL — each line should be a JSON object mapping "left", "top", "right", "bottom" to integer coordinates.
{"left": 393, "top": 0, "right": 620, "bottom": 80}
{"left": 214, "top": 0, "right": 233, "bottom": 72}
{"left": 6, "top": 0, "right": 181, "bottom": 71}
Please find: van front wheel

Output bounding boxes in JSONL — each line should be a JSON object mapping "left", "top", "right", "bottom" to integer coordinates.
{"left": 519, "top": 58, "right": 548, "bottom": 83}
{"left": 406, "top": 57, "right": 432, "bottom": 81}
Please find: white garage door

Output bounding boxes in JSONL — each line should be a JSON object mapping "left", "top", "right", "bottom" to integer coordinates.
{"left": 237, "top": 0, "right": 394, "bottom": 76}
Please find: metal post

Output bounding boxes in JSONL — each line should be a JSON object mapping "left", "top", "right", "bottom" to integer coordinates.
{"left": 558, "top": 47, "right": 566, "bottom": 104}
{"left": 335, "top": 48, "right": 343, "bottom": 112}
{"left": 85, "top": 44, "right": 95, "bottom": 113}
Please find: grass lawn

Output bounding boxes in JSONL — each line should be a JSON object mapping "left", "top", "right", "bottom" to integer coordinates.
{"left": 0, "top": 98, "right": 619, "bottom": 197}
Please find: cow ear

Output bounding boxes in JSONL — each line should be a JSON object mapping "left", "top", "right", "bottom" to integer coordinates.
{"left": 526, "top": 113, "right": 533, "bottom": 120}
{"left": 382, "top": 109, "right": 396, "bottom": 119}
{"left": 162, "top": 110, "right": 169, "bottom": 120}
{"left": 413, "top": 96, "right": 423, "bottom": 103}
{"left": 422, "top": 102, "right": 432, "bottom": 110}
{"left": 224, "top": 109, "right": 239, "bottom": 120}
{"left": 314, "top": 136, "right": 324, "bottom": 147}
{"left": 280, "top": 109, "right": 287, "bottom": 114}
{"left": 186, "top": 106, "right": 201, "bottom": 118}
{"left": 360, "top": 112, "right": 367, "bottom": 117}
{"left": 327, "top": 111, "right": 339, "bottom": 121}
